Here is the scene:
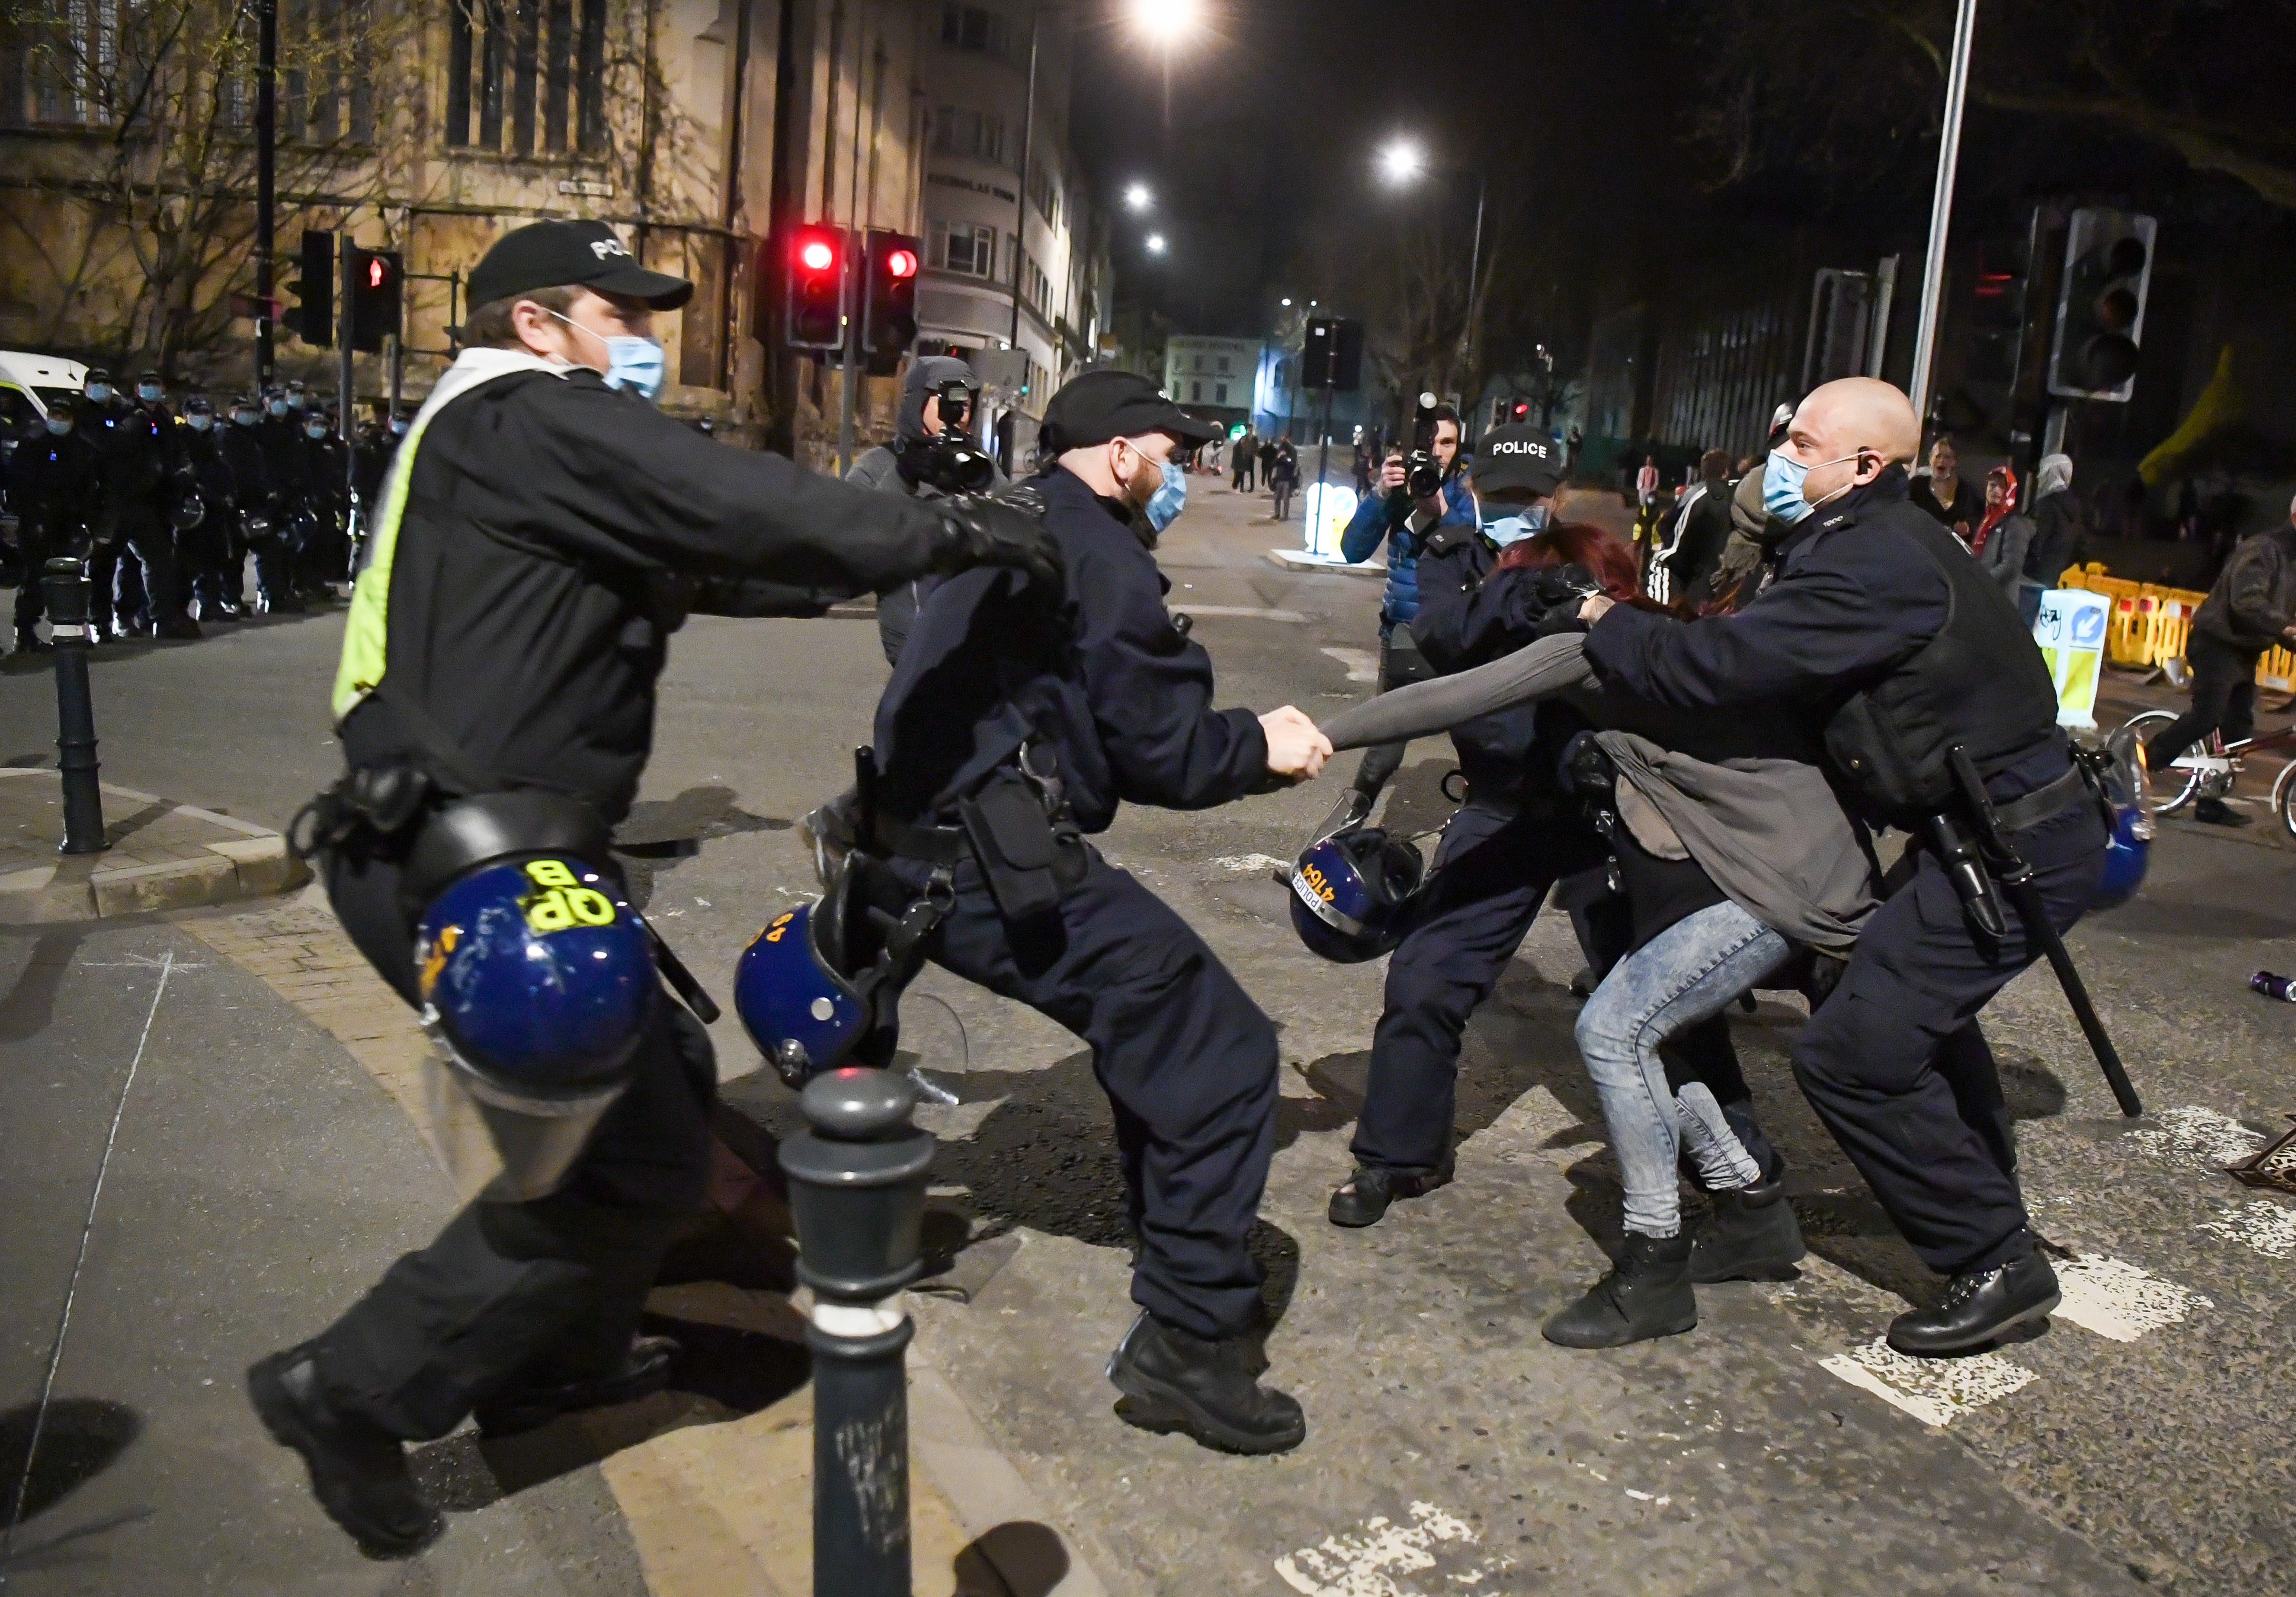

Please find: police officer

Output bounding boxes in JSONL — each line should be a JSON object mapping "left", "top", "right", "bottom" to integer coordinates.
{"left": 255, "top": 384, "right": 310, "bottom": 612}
{"left": 1577, "top": 377, "right": 2104, "bottom": 1355}
{"left": 176, "top": 393, "right": 242, "bottom": 619}
{"left": 243, "top": 218, "right": 1061, "bottom": 1558}
{"left": 219, "top": 393, "right": 274, "bottom": 613}
{"left": 8, "top": 396, "right": 101, "bottom": 653}
{"left": 847, "top": 353, "right": 1006, "bottom": 665}
{"left": 296, "top": 402, "right": 351, "bottom": 595}
{"left": 861, "top": 369, "right": 1329, "bottom": 1456}
{"left": 82, "top": 365, "right": 199, "bottom": 640}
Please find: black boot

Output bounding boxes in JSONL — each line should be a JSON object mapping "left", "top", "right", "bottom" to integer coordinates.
{"left": 1327, "top": 1154, "right": 1454, "bottom": 1228}
{"left": 2193, "top": 796, "right": 2252, "bottom": 827}
{"left": 246, "top": 1347, "right": 443, "bottom": 1557}
{"left": 1689, "top": 1174, "right": 1806, "bottom": 1283}
{"left": 1887, "top": 1243, "right": 2059, "bottom": 1356}
{"left": 1542, "top": 1231, "right": 1698, "bottom": 1348}
{"left": 156, "top": 613, "right": 202, "bottom": 641}
{"left": 472, "top": 1335, "right": 682, "bottom": 1436}
{"left": 1106, "top": 1311, "right": 1305, "bottom": 1455}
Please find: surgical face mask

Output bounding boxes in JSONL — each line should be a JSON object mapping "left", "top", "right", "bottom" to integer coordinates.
{"left": 46, "top": 416, "right": 71, "bottom": 436}
{"left": 1145, "top": 459, "right": 1188, "bottom": 532}
{"left": 389, "top": 417, "right": 408, "bottom": 436}
{"left": 84, "top": 383, "right": 110, "bottom": 403}
{"left": 305, "top": 422, "right": 329, "bottom": 440}
{"left": 268, "top": 399, "right": 290, "bottom": 417}
{"left": 1478, "top": 498, "right": 1548, "bottom": 547}
{"left": 1762, "top": 447, "right": 1865, "bottom": 524}
{"left": 187, "top": 412, "right": 213, "bottom": 431}
{"left": 138, "top": 383, "right": 163, "bottom": 403}
{"left": 549, "top": 310, "right": 666, "bottom": 402}
{"left": 233, "top": 410, "right": 258, "bottom": 427}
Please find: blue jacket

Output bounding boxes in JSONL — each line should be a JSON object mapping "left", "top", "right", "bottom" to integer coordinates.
{"left": 873, "top": 465, "right": 1268, "bottom": 833}
{"left": 1339, "top": 470, "right": 1475, "bottom": 631}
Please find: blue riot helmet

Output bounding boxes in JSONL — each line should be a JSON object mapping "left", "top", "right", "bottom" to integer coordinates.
{"left": 415, "top": 854, "right": 655, "bottom": 1200}
{"left": 2091, "top": 725, "right": 2153, "bottom": 911}
{"left": 1289, "top": 827, "right": 1426, "bottom": 963}
{"left": 735, "top": 854, "right": 925, "bottom": 1087}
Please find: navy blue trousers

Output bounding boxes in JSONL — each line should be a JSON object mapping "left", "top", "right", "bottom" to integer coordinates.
{"left": 911, "top": 849, "right": 1279, "bottom": 1341}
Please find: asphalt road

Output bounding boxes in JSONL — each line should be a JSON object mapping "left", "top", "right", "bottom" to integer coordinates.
{"left": 3, "top": 476, "right": 2293, "bottom": 1595}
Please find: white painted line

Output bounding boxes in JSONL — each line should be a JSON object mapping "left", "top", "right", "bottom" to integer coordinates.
{"left": 1173, "top": 604, "right": 1309, "bottom": 623}
{"left": 1212, "top": 854, "right": 1291, "bottom": 875}
{"left": 1818, "top": 1338, "right": 2038, "bottom": 1427}
{"left": 1275, "top": 1501, "right": 1483, "bottom": 1596}
{"left": 2051, "top": 1254, "right": 2211, "bottom": 1342}
{"left": 1319, "top": 646, "right": 1380, "bottom": 683}
{"left": 2200, "top": 1198, "right": 2296, "bottom": 1259}
{"left": 2127, "top": 1105, "right": 2264, "bottom": 1171}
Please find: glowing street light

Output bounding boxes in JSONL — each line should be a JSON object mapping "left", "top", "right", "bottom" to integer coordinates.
{"left": 1132, "top": 0, "right": 1203, "bottom": 41}
{"left": 1145, "top": 233, "right": 1168, "bottom": 256}
{"left": 1378, "top": 137, "right": 1426, "bottom": 187}
{"left": 1279, "top": 297, "right": 1291, "bottom": 307}
{"left": 1125, "top": 182, "right": 1153, "bottom": 212}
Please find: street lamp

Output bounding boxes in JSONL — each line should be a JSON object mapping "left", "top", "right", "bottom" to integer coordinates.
{"left": 1279, "top": 297, "right": 1291, "bottom": 307}
{"left": 1376, "top": 137, "right": 1485, "bottom": 375}
{"left": 1377, "top": 137, "right": 1426, "bottom": 187}
{"left": 1145, "top": 233, "right": 1168, "bottom": 256}
{"left": 1124, "top": 181, "right": 1152, "bottom": 212}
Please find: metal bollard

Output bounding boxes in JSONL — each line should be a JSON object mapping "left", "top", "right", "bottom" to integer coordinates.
{"left": 40, "top": 557, "right": 107, "bottom": 855}
{"left": 779, "top": 1066, "right": 935, "bottom": 1597}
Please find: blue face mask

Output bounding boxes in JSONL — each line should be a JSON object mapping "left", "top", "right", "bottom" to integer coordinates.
{"left": 234, "top": 410, "right": 258, "bottom": 426}
{"left": 138, "top": 384, "right": 163, "bottom": 402}
{"left": 268, "top": 399, "right": 290, "bottom": 417}
{"left": 84, "top": 383, "right": 110, "bottom": 403}
{"left": 1478, "top": 499, "right": 1548, "bottom": 547}
{"left": 552, "top": 311, "right": 666, "bottom": 402}
{"left": 187, "top": 413, "right": 212, "bottom": 431}
{"left": 46, "top": 417, "right": 71, "bottom": 436}
{"left": 1145, "top": 459, "right": 1188, "bottom": 532}
{"left": 1763, "top": 447, "right": 1864, "bottom": 524}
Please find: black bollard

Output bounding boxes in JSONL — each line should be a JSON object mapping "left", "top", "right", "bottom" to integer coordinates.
{"left": 779, "top": 1066, "right": 935, "bottom": 1597}
{"left": 40, "top": 557, "right": 106, "bottom": 855}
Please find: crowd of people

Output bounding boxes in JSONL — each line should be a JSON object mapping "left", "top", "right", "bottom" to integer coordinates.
{"left": 0, "top": 368, "right": 404, "bottom": 652}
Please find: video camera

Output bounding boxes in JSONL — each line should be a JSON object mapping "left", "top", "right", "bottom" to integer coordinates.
{"left": 898, "top": 379, "right": 997, "bottom": 495}
{"left": 1404, "top": 391, "right": 1445, "bottom": 500}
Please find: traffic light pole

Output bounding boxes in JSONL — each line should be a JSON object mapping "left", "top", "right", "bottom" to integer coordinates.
{"left": 254, "top": 0, "right": 277, "bottom": 386}
{"left": 339, "top": 239, "right": 357, "bottom": 507}
{"left": 838, "top": 241, "right": 859, "bottom": 477}
{"left": 1907, "top": 0, "right": 1978, "bottom": 432}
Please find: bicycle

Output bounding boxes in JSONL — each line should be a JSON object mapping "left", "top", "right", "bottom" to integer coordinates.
{"left": 2115, "top": 708, "right": 2296, "bottom": 836}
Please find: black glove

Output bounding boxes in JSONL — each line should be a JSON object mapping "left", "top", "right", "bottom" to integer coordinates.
{"left": 930, "top": 492, "right": 1063, "bottom": 590}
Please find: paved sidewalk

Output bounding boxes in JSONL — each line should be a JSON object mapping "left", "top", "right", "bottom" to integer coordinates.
{"left": 0, "top": 768, "right": 306, "bottom": 924}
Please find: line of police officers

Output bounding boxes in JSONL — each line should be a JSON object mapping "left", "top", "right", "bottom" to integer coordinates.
{"left": 242, "top": 217, "right": 2106, "bottom": 1562}
{"left": 1, "top": 367, "right": 403, "bottom": 649}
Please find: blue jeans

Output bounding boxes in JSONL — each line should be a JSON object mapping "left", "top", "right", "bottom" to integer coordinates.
{"left": 1574, "top": 900, "right": 1792, "bottom": 1237}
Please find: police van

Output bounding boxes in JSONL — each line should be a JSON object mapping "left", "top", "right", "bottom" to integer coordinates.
{"left": 0, "top": 351, "right": 90, "bottom": 430}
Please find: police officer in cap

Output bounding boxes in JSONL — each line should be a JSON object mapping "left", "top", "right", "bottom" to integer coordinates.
{"left": 175, "top": 393, "right": 242, "bottom": 618}
{"left": 1577, "top": 377, "right": 2104, "bottom": 1355}
{"left": 244, "top": 217, "right": 1060, "bottom": 1558}
{"left": 9, "top": 395, "right": 101, "bottom": 653}
{"left": 863, "top": 368, "right": 1330, "bottom": 1455}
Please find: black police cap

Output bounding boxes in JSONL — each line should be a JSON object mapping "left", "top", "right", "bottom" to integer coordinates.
{"left": 468, "top": 219, "right": 694, "bottom": 312}
{"left": 1470, "top": 424, "right": 1564, "bottom": 497}
{"left": 1037, "top": 369, "right": 1222, "bottom": 454}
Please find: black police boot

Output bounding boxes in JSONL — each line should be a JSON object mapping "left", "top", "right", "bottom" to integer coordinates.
{"left": 1327, "top": 1153, "right": 1455, "bottom": 1228}
{"left": 2193, "top": 796, "right": 2252, "bottom": 828}
{"left": 472, "top": 1336, "right": 682, "bottom": 1437}
{"left": 1105, "top": 1311, "right": 1306, "bottom": 1456}
{"left": 1887, "top": 1244, "right": 2059, "bottom": 1356}
{"left": 1541, "top": 1231, "right": 1698, "bottom": 1348}
{"left": 259, "top": 590, "right": 304, "bottom": 615}
{"left": 246, "top": 1347, "right": 443, "bottom": 1558}
{"left": 156, "top": 613, "right": 202, "bottom": 641}
{"left": 1688, "top": 1173, "right": 1806, "bottom": 1283}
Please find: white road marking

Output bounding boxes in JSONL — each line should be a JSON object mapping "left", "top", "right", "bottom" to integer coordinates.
{"left": 1274, "top": 1501, "right": 1484, "bottom": 1596}
{"left": 2127, "top": 1105, "right": 2264, "bottom": 1171}
{"left": 1212, "top": 854, "right": 1292, "bottom": 874}
{"left": 1174, "top": 604, "right": 1309, "bottom": 622}
{"left": 1818, "top": 1339, "right": 2038, "bottom": 1427}
{"left": 2200, "top": 1198, "right": 2296, "bottom": 1259}
{"left": 1320, "top": 646, "right": 1380, "bottom": 683}
{"left": 2051, "top": 1254, "right": 2211, "bottom": 1342}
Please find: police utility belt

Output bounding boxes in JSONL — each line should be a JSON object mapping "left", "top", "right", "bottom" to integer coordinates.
{"left": 861, "top": 742, "right": 1087, "bottom": 924}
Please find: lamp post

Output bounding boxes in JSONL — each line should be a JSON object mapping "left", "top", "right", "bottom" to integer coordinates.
{"left": 1908, "top": 0, "right": 1979, "bottom": 431}
{"left": 1378, "top": 138, "right": 1486, "bottom": 382}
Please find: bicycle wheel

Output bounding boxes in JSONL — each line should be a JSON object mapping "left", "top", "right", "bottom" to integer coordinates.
{"left": 2117, "top": 709, "right": 2201, "bottom": 812}
{"left": 2275, "top": 759, "right": 2296, "bottom": 841}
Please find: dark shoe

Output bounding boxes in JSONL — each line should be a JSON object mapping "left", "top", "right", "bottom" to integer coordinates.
{"left": 246, "top": 1347, "right": 443, "bottom": 1558}
{"left": 2193, "top": 797, "right": 2252, "bottom": 827}
{"left": 1105, "top": 1312, "right": 1305, "bottom": 1455}
{"left": 1542, "top": 1231, "right": 1698, "bottom": 1348}
{"left": 1327, "top": 1155, "right": 1454, "bottom": 1228}
{"left": 1568, "top": 966, "right": 1597, "bottom": 999}
{"left": 258, "top": 592, "right": 305, "bottom": 615}
{"left": 157, "top": 614, "right": 201, "bottom": 641}
{"left": 472, "top": 1336, "right": 682, "bottom": 1436}
{"left": 1689, "top": 1175, "right": 1806, "bottom": 1283}
{"left": 1887, "top": 1245, "right": 2059, "bottom": 1356}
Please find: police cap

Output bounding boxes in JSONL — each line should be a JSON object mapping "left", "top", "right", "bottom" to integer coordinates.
{"left": 1470, "top": 424, "right": 1564, "bottom": 497}
{"left": 469, "top": 219, "right": 695, "bottom": 312}
{"left": 1038, "top": 369, "right": 1222, "bottom": 453}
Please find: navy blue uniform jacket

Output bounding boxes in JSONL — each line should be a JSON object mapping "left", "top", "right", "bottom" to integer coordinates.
{"left": 1410, "top": 528, "right": 1581, "bottom": 813}
{"left": 873, "top": 465, "right": 1269, "bottom": 833}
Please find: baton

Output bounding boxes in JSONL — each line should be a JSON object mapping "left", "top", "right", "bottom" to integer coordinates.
{"left": 641, "top": 917, "right": 722, "bottom": 1024}
{"left": 1947, "top": 745, "right": 2141, "bottom": 1117}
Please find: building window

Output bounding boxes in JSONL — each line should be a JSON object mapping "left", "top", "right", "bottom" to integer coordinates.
{"left": 940, "top": 4, "right": 1013, "bottom": 62}
{"left": 933, "top": 221, "right": 997, "bottom": 278}
{"left": 1026, "top": 160, "right": 1060, "bottom": 228}
{"left": 1216, "top": 355, "right": 1230, "bottom": 374}
{"left": 1190, "top": 382, "right": 1201, "bottom": 402}
{"left": 446, "top": 0, "right": 606, "bottom": 155}
{"left": 932, "top": 104, "right": 1007, "bottom": 167}
{"left": 1215, "top": 383, "right": 1228, "bottom": 404}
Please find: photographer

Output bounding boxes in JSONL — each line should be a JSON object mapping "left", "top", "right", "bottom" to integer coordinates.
{"left": 1322, "top": 400, "right": 1474, "bottom": 834}
{"left": 849, "top": 354, "right": 1007, "bottom": 666}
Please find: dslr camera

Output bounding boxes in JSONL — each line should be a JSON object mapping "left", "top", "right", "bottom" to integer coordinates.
{"left": 1403, "top": 391, "right": 1445, "bottom": 500}
{"left": 898, "top": 379, "right": 997, "bottom": 495}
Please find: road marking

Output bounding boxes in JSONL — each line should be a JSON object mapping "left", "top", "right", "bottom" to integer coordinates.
{"left": 1319, "top": 646, "right": 1380, "bottom": 683}
{"left": 2051, "top": 1254, "right": 2211, "bottom": 1341}
{"left": 1174, "top": 604, "right": 1309, "bottom": 622}
{"left": 1212, "top": 853, "right": 1291, "bottom": 874}
{"left": 2200, "top": 1198, "right": 2296, "bottom": 1258}
{"left": 1818, "top": 1339, "right": 2037, "bottom": 1427}
{"left": 1275, "top": 1501, "right": 1491, "bottom": 1596}
{"left": 2128, "top": 1105, "right": 2263, "bottom": 1171}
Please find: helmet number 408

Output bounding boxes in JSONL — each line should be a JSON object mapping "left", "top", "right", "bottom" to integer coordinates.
{"left": 521, "top": 858, "right": 618, "bottom": 933}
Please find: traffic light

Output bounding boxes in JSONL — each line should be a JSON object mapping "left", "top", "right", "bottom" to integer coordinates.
{"left": 284, "top": 228, "right": 334, "bottom": 349}
{"left": 349, "top": 247, "right": 402, "bottom": 353}
{"left": 2047, "top": 208, "right": 2156, "bottom": 402}
{"left": 861, "top": 230, "right": 921, "bottom": 377}
{"left": 785, "top": 223, "right": 845, "bottom": 352}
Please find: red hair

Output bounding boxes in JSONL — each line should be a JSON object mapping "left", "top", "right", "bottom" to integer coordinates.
{"left": 1493, "top": 520, "right": 1643, "bottom": 600}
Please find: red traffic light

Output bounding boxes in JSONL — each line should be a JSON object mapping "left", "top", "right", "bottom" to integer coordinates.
{"left": 885, "top": 247, "right": 919, "bottom": 280}
{"left": 798, "top": 237, "right": 836, "bottom": 272}
{"left": 367, "top": 255, "right": 389, "bottom": 289}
